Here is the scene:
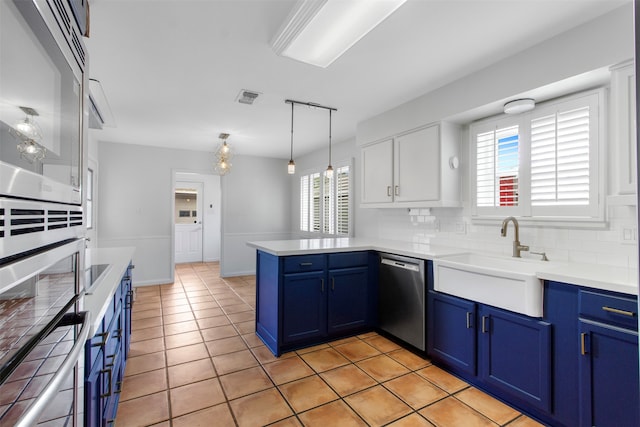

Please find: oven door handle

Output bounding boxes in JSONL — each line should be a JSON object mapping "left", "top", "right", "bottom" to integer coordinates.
{"left": 15, "top": 311, "right": 91, "bottom": 427}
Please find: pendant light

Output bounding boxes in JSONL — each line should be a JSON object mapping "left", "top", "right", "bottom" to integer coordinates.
{"left": 326, "top": 109, "right": 333, "bottom": 178}
{"left": 214, "top": 133, "right": 233, "bottom": 175}
{"left": 287, "top": 102, "right": 296, "bottom": 174}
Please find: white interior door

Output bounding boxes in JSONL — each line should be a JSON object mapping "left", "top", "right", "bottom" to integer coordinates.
{"left": 175, "top": 182, "right": 203, "bottom": 263}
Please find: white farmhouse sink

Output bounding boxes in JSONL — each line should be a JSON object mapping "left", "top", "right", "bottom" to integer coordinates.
{"left": 433, "top": 253, "right": 546, "bottom": 317}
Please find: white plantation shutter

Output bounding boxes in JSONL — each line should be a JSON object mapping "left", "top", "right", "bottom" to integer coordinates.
{"left": 531, "top": 107, "right": 590, "bottom": 206}
{"left": 336, "top": 166, "right": 350, "bottom": 235}
{"left": 311, "top": 173, "right": 321, "bottom": 232}
{"left": 323, "top": 171, "right": 335, "bottom": 234}
{"left": 530, "top": 93, "right": 599, "bottom": 217}
{"left": 300, "top": 175, "right": 309, "bottom": 231}
{"left": 474, "top": 120, "right": 521, "bottom": 214}
{"left": 299, "top": 163, "right": 351, "bottom": 236}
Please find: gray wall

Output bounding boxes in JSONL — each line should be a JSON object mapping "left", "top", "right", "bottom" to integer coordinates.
{"left": 221, "top": 155, "right": 292, "bottom": 277}
{"left": 97, "top": 142, "right": 221, "bottom": 284}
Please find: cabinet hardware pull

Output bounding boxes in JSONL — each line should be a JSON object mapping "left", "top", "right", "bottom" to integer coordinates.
{"left": 602, "top": 306, "right": 636, "bottom": 317}
{"left": 331, "top": 277, "right": 335, "bottom": 291}
{"left": 299, "top": 262, "right": 313, "bottom": 267}
{"left": 115, "top": 380, "right": 123, "bottom": 394}
{"left": 581, "top": 332, "right": 588, "bottom": 355}
{"left": 321, "top": 278, "right": 324, "bottom": 292}
{"left": 100, "top": 368, "right": 113, "bottom": 398}
{"left": 395, "top": 185, "right": 399, "bottom": 196}
{"left": 92, "top": 331, "right": 109, "bottom": 348}
{"left": 481, "top": 316, "right": 489, "bottom": 333}
{"left": 105, "top": 353, "right": 115, "bottom": 368}
{"left": 466, "top": 312, "right": 473, "bottom": 329}
{"left": 387, "top": 186, "right": 392, "bottom": 197}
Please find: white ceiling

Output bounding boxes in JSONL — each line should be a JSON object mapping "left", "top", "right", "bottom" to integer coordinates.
{"left": 85, "top": 0, "right": 628, "bottom": 159}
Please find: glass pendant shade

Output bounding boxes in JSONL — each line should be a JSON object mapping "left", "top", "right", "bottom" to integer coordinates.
{"left": 214, "top": 133, "right": 233, "bottom": 175}
{"left": 288, "top": 159, "right": 296, "bottom": 174}
{"left": 14, "top": 115, "right": 42, "bottom": 142}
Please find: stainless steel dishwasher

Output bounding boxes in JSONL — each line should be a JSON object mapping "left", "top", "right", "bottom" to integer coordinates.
{"left": 378, "top": 253, "right": 426, "bottom": 350}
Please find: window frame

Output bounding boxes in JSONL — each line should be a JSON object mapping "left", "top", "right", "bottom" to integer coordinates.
{"left": 299, "top": 158, "right": 353, "bottom": 237}
{"left": 470, "top": 88, "right": 605, "bottom": 227}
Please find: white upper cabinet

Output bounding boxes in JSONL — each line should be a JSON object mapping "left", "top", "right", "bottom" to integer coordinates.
{"left": 610, "top": 60, "right": 636, "bottom": 196}
{"left": 360, "top": 122, "right": 461, "bottom": 208}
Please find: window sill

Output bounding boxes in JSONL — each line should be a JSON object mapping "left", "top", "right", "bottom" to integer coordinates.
{"left": 470, "top": 216, "right": 607, "bottom": 229}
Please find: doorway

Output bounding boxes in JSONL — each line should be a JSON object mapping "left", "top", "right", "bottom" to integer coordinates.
{"left": 174, "top": 182, "right": 204, "bottom": 263}
{"left": 172, "top": 171, "right": 221, "bottom": 268}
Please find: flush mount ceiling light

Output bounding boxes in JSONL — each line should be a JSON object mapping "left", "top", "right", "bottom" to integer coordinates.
{"left": 272, "top": 0, "right": 407, "bottom": 68}
{"left": 504, "top": 98, "right": 535, "bottom": 114}
{"left": 214, "top": 133, "right": 233, "bottom": 176}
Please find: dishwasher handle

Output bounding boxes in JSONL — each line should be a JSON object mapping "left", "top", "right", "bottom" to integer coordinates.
{"left": 381, "top": 258, "right": 420, "bottom": 272}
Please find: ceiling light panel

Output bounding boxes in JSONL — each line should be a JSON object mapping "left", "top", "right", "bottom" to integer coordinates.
{"left": 272, "top": 0, "right": 407, "bottom": 68}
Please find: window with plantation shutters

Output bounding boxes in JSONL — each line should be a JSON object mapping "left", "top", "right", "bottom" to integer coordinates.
{"left": 300, "top": 162, "right": 351, "bottom": 236}
{"left": 471, "top": 90, "right": 602, "bottom": 222}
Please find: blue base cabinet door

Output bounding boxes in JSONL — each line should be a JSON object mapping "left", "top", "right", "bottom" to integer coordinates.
{"left": 428, "top": 291, "right": 476, "bottom": 377}
{"left": 328, "top": 266, "right": 369, "bottom": 335}
{"left": 479, "top": 305, "right": 552, "bottom": 413}
{"left": 579, "top": 320, "right": 639, "bottom": 427}
{"left": 282, "top": 271, "right": 327, "bottom": 344}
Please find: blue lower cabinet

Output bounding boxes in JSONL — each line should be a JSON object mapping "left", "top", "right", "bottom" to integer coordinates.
{"left": 478, "top": 305, "right": 551, "bottom": 412}
{"left": 256, "top": 250, "right": 374, "bottom": 356}
{"left": 576, "top": 286, "right": 639, "bottom": 427}
{"left": 428, "top": 291, "right": 551, "bottom": 416}
{"left": 428, "top": 291, "right": 476, "bottom": 377}
{"left": 85, "top": 262, "right": 133, "bottom": 427}
{"left": 282, "top": 271, "right": 327, "bottom": 344}
{"left": 328, "top": 266, "right": 369, "bottom": 335}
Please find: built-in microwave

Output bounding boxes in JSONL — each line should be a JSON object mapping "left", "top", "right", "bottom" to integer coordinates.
{"left": 0, "top": 0, "right": 87, "bottom": 206}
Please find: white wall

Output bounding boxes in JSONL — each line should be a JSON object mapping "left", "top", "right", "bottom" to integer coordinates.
{"left": 98, "top": 142, "right": 218, "bottom": 285}
{"left": 292, "top": 3, "right": 638, "bottom": 270}
{"left": 221, "top": 155, "right": 293, "bottom": 277}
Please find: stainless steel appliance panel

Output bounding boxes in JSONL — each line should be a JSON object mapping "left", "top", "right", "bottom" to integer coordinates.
{"left": 378, "top": 253, "right": 426, "bottom": 351}
{"left": 0, "top": 238, "right": 88, "bottom": 426}
{"left": 0, "top": 0, "right": 87, "bottom": 205}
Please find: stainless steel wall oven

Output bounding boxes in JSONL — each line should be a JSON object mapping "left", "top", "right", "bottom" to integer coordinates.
{"left": 0, "top": 0, "right": 88, "bottom": 425}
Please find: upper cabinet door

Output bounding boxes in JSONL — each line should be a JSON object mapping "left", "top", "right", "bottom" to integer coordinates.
{"left": 394, "top": 125, "right": 440, "bottom": 202}
{"left": 361, "top": 139, "right": 394, "bottom": 204}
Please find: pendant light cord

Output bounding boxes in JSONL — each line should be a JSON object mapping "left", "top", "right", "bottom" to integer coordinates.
{"left": 290, "top": 102, "right": 294, "bottom": 161}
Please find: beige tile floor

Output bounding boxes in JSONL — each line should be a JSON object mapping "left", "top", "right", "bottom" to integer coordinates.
{"left": 115, "top": 262, "right": 545, "bottom": 427}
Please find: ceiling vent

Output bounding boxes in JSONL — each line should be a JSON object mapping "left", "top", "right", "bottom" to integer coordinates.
{"left": 236, "top": 90, "right": 261, "bottom": 105}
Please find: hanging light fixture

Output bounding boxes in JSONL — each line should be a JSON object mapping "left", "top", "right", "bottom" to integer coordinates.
{"left": 214, "top": 133, "right": 233, "bottom": 175}
{"left": 287, "top": 101, "right": 296, "bottom": 174}
{"left": 326, "top": 109, "right": 333, "bottom": 178}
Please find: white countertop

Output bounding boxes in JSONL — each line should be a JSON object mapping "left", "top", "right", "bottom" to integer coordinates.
{"left": 247, "top": 238, "right": 638, "bottom": 296}
{"left": 83, "top": 247, "right": 136, "bottom": 335}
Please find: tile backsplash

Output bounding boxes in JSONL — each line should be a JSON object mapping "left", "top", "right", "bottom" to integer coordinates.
{"left": 371, "top": 206, "right": 638, "bottom": 269}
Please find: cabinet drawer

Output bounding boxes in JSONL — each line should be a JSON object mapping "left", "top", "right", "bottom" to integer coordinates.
{"left": 283, "top": 255, "right": 325, "bottom": 273}
{"left": 579, "top": 290, "right": 638, "bottom": 330}
{"left": 328, "top": 252, "right": 369, "bottom": 269}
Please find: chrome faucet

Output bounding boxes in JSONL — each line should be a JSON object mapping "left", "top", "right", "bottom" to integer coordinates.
{"left": 500, "top": 216, "right": 529, "bottom": 258}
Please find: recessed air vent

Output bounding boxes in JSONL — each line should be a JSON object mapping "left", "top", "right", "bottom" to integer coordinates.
{"left": 236, "top": 90, "right": 261, "bottom": 105}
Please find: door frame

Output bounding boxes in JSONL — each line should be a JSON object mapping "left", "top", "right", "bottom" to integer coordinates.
{"left": 170, "top": 170, "right": 221, "bottom": 274}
